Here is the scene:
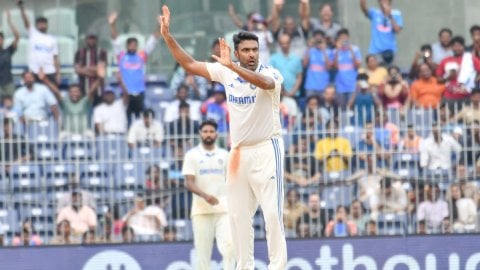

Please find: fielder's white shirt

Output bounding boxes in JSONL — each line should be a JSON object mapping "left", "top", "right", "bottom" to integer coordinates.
{"left": 28, "top": 27, "right": 59, "bottom": 74}
{"left": 182, "top": 144, "right": 229, "bottom": 216}
{"left": 206, "top": 62, "right": 283, "bottom": 147}
{"left": 93, "top": 100, "right": 128, "bottom": 133}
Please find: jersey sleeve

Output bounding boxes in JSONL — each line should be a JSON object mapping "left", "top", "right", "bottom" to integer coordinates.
{"left": 261, "top": 66, "right": 284, "bottom": 91}
{"left": 205, "top": 62, "right": 228, "bottom": 83}
{"left": 367, "top": 8, "right": 376, "bottom": 20}
{"left": 111, "top": 37, "right": 124, "bottom": 57}
{"left": 392, "top": 10, "right": 404, "bottom": 28}
{"left": 181, "top": 150, "right": 196, "bottom": 176}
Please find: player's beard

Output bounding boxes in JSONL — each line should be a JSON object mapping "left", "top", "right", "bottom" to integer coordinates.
{"left": 202, "top": 137, "right": 215, "bottom": 146}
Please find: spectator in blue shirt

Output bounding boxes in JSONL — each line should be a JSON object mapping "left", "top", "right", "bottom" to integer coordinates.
{"left": 347, "top": 73, "right": 382, "bottom": 126}
{"left": 360, "top": 0, "right": 403, "bottom": 65}
{"left": 332, "top": 29, "right": 362, "bottom": 108}
{"left": 109, "top": 11, "right": 161, "bottom": 124}
{"left": 358, "top": 122, "right": 391, "bottom": 168}
{"left": 200, "top": 84, "right": 229, "bottom": 134}
{"left": 13, "top": 71, "right": 59, "bottom": 124}
{"left": 270, "top": 34, "right": 303, "bottom": 98}
{"left": 303, "top": 30, "right": 333, "bottom": 97}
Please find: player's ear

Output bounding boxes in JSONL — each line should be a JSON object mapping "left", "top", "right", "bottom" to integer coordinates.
{"left": 233, "top": 50, "right": 239, "bottom": 60}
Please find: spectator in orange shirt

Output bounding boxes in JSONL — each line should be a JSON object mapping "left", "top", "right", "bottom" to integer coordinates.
{"left": 409, "top": 63, "right": 445, "bottom": 109}
{"left": 399, "top": 124, "right": 422, "bottom": 154}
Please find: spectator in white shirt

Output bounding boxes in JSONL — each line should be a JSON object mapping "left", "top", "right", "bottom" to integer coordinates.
{"left": 417, "top": 183, "right": 449, "bottom": 233}
{"left": 420, "top": 123, "right": 462, "bottom": 173}
{"left": 56, "top": 191, "right": 97, "bottom": 237}
{"left": 18, "top": 0, "right": 60, "bottom": 86}
{"left": 163, "top": 84, "right": 201, "bottom": 123}
{"left": 431, "top": 28, "right": 453, "bottom": 65}
{"left": 123, "top": 194, "right": 168, "bottom": 242}
{"left": 93, "top": 86, "right": 129, "bottom": 135}
{"left": 128, "top": 109, "right": 164, "bottom": 148}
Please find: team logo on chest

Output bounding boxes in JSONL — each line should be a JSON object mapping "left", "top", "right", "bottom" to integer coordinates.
{"left": 249, "top": 83, "right": 257, "bottom": 90}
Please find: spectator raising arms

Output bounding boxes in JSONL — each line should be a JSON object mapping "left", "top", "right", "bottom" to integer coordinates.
{"left": 359, "top": 0, "right": 403, "bottom": 65}
{"left": 0, "top": 10, "right": 19, "bottom": 98}
{"left": 109, "top": 11, "right": 161, "bottom": 123}
{"left": 303, "top": 30, "right": 332, "bottom": 97}
{"left": 74, "top": 33, "right": 108, "bottom": 105}
{"left": 93, "top": 85, "right": 129, "bottom": 135}
{"left": 378, "top": 66, "right": 409, "bottom": 111}
{"left": 311, "top": 4, "right": 343, "bottom": 48}
{"left": 18, "top": 0, "right": 60, "bottom": 86}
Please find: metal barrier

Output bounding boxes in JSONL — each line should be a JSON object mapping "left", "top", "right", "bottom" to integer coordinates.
{"left": 0, "top": 106, "right": 479, "bottom": 246}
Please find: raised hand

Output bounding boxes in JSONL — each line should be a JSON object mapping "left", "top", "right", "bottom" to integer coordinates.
{"left": 108, "top": 11, "right": 118, "bottom": 25}
{"left": 159, "top": 5, "right": 171, "bottom": 36}
{"left": 211, "top": 38, "right": 233, "bottom": 68}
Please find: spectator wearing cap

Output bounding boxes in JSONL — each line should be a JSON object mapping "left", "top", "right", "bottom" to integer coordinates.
{"left": 409, "top": 63, "right": 445, "bottom": 109}
{"left": 200, "top": 85, "right": 228, "bottom": 134}
{"left": 269, "top": 0, "right": 310, "bottom": 59}
{"left": 431, "top": 28, "right": 453, "bottom": 65}
{"left": 108, "top": 11, "right": 161, "bottom": 123}
{"left": 270, "top": 34, "right": 303, "bottom": 98}
{"left": 18, "top": 1, "right": 60, "bottom": 86}
{"left": 332, "top": 28, "right": 362, "bottom": 108}
{"left": 347, "top": 73, "right": 382, "bottom": 126}
{"left": 57, "top": 191, "right": 97, "bottom": 237}
{"left": 0, "top": 11, "right": 19, "bottom": 98}
{"left": 436, "top": 36, "right": 480, "bottom": 107}
{"left": 74, "top": 33, "right": 108, "bottom": 106}
{"left": 13, "top": 71, "right": 59, "bottom": 123}
{"left": 359, "top": 0, "right": 403, "bottom": 65}
{"left": 311, "top": 4, "right": 343, "bottom": 48}
{"left": 127, "top": 109, "right": 164, "bottom": 148}
{"left": 93, "top": 85, "right": 129, "bottom": 135}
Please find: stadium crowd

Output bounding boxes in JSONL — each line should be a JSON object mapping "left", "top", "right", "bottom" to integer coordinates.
{"left": 0, "top": 0, "right": 480, "bottom": 245}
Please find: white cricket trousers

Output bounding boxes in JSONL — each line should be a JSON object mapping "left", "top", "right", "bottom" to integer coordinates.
{"left": 192, "top": 213, "right": 235, "bottom": 270}
{"left": 227, "top": 138, "right": 287, "bottom": 270}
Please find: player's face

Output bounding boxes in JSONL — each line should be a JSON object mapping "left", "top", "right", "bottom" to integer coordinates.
{"left": 234, "top": 40, "right": 259, "bottom": 71}
{"left": 200, "top": 125, "right": 217, "bottom": 146}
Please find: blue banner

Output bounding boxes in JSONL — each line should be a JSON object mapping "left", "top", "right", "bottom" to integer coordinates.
{"left": 1, "top": 235, "right": 480, "bottom": 269}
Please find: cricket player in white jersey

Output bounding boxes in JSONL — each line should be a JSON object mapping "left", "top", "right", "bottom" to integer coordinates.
{"left": 160, "top": 5, "right": 287, "bottom": 269}
{"left": 182, "top": 119, "right": 235, "bottom": 270}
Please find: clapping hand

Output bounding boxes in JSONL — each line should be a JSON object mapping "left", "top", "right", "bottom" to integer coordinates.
{"left": 108, "top": 11, "right": 118, "bottom": 25}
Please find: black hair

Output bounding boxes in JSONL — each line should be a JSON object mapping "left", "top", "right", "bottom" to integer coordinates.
{"left": 365, "top": 54, "right": 377, "bottom": 63}
{"left": 305, "top": 95, "right": 320, "bottom": 104}
{"left": 471, "top": 88, "right": 480, "bottom": 96}
{"left": 68, "top": 83, "right": 81, "bottom": 90}
{"left": 177, "top": 84, "right": 188, "bottom": 92}
{"left": 143, "top": 108, "right": 155, "bottom": 118}
{"left": 382, "top": 177, "right": 393, "bottom": 189}
{"left": 387, "top": 65, "right": 401, "bottom": 74}
{"left": 470, "top": 25, "right": 480, "bottom": 35}
{"left": 450, "top": 36, "right": 465, "bottom": 47}
{"left": 420, "top": 44, "right": 432, "bottom": 52}
{"left": 3, "top": 118, "right": 12, "bottom": 126}
{"left": 199, "top": 119, "right": 218, "bottom": 131}
{"left": 357, "top": 73, "right": 369, "bottom": 81}
{"left": 312, "top": 29, "right": 326, "bottom": 37}
{"left": 0, "top": 32, "right": 3, "bottom": 39}
{"left": 179, "top": 101, "right": 190, "bottom": 109}
{"left": 233, "top": 31, "right": 259, "bottom": 50}
{"left": 22, "top": 70, "right": 33, "bottom": 77}
{"left": 336, "top": 28, "right": 349, "bottom": 39}
{"left": 35, "top": 17, "right": 48, "bottom": 24}
{"left": 407, "top": 124, "right": 415, "bottom": 129}
{"left": 286, "top": 188, "right": 300, "bottom": 198}
{"left": 438, "top": 28, "right": 453, "bottom": 37}
{"left": 126, "top": 37, "right": 138, "bottom": 46}
{"left": 326, "top": 119, "right": 339, "bottom": 128}
{"left": 122, "top": 225, "right": 134, "bottom": 235}
{"left": 164, "top": 226, "right": 177, "bottom": 233}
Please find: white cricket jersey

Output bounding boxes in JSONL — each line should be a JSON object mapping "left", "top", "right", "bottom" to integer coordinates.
{"left": 206, "top": 62, "right": 284, "bottom": 147}
{"left": 182, "top": 144, "right": 229, "bottom": 216}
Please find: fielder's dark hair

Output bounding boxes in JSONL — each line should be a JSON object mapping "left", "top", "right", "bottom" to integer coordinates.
{"left": 470, "top": 25, "right": 480, "bottom": 35}
{"left": 35, "top": 16, "right": 48, "bottom": 24}
{"left": 199, "top": 119, "right": 218, "bottom": 131}
{"left": 143, "top": 108, "right": 155, "bottom": 118}
{"left": 450, "top": 36, "right": 465, "bottom": 47}
{"left": 126, "top": 37, "right": 138, "bottom": 46}
{"left": 438, "top": 27, "right": 453, "bottom": 37}
{"left": 233, "top": 31, "right": 259, "bottom": 50}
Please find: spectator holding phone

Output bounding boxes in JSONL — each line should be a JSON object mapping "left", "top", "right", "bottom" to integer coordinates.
{"left": 378, "top": 66, "right": 409, "bottom": 110}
